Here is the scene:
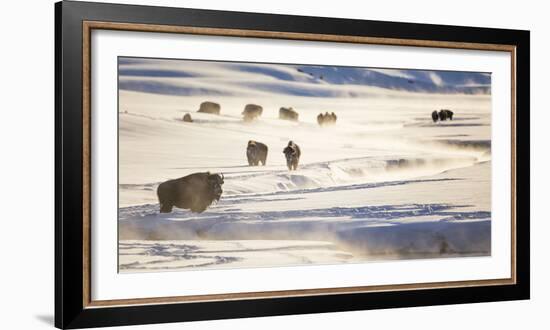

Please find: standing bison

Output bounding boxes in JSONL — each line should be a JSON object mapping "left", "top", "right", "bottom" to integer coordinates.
{"left": 242, "top": 104, "right": 263, "bottom": 122}
{"left": 438, "top": 109, "right": 454, "bottom": 121}
{"left": 431, "top": 109, "right": 454, "bottom": 122}
{"left": 197, "top": 101, "right": 221, "bottom": 115}
{"left": 283, "top": 141, "right": 301, "bottom": 171}
{"left": 431, "top": 110, "right": 439, "bottom": 123}
{"left": 317, "top": 112, "right": 337, "bottom": 126}
{"left": 246, "top": 140, "right": 268, "bottom": 166}
{"left": 279, "top": 107, "right": 299, "bottom": 121}
{"left": 157, "top": 172, "right": 224, "bottom": 213}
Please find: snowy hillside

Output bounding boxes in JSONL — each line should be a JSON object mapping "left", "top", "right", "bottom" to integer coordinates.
{"left": 119, "top": 57, "right": 491, "bottom": 97}
{"left": 117, "top": 57, "right": 492, "bottom": 272}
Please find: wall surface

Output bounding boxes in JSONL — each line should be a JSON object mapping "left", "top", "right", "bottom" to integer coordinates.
{"left": 0, "top": 0, "right": 545, "bottom": 329}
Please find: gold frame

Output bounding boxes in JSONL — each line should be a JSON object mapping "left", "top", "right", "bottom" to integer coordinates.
{"left": 82, "top": 21, "right": 517, "bottom": 308}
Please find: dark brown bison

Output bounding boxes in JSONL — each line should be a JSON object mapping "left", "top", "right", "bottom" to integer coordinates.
{"left": 197, "top": 101, "right": 221, "bottom": 115}
{"left": 183, "top": 113, "right": 193, "bottom": 122}
{"left": 431, "top": 110, "right": 439, "bottom": 122}
{"left": 157, "top": 172, "right": 224, "bottom": 213}
{"left": 247, "top": 140, "right": 268, "bottom": 166}
{"left": 283, "top": 141, "right": 301, "bottom": 171}
{"left": 317, "top": 112, "right": 337, "bottom": 126}
{"left": 242, "top": 104, "right": 263, "bottom": 122}
{"left": 438, "top": 109, "right": 454, "bottom": 121}
{"left": 279, "top": 107, "right": 299, "bottom": 121}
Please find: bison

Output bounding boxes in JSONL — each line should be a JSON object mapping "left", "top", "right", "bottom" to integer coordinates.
{"left": 197, "top": 101, "right": 221, "bottom": 115}
{"left": 438, "top": 109, "right": 454, "bottom": 121}
{"left": 283, "top": 140, "right": 301, "bottom": 171}
{"left": 317, "top": 112, "right": 337, "bottom": 126}
{"left": 431, "top": 110, "right": 439, "bottom": 122}
{"left": 157, "top": 172, "right": 224, "bottom": 213}
{"left": 279, "top": 107, "right": 299, "bottom": 121}
{"left": 317, "top": 113, "right": 323, "bottom": 125}
{"left": 330, "top": 112, "right": 337, "bottom": 122}
{"left": 242, "top": 104, "right": 263, "bottom": 122}
{"left": 246, "top": 140, "right": 268, "bottom": 166}
{"left": 183, "top": 113, "right": 193, "bottom": 122}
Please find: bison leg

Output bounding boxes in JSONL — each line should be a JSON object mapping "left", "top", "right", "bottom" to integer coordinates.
{"left": 248, "top": 159, "right": 253, "bottom": 166}
{"left": 159, "top": 203, "right": 173, "bottom": 213}
{"left": 190, "top": 203, "right": 208, "bottom": 213}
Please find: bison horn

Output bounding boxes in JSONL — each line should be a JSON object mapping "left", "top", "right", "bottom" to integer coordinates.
{"left": 221, "top": 173, "right": 224, "bottom": 180}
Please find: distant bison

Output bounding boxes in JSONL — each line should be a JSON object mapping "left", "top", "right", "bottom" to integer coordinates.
{"left": 279, "top": 107, "right": 299, "bottom": 121}
{"left": 431, "top": 109, "right": 454, "bottom": 122}
{"left": 197, "top": 101, "right": 221, "bottom": 115}
{"left": 246, "top": 140, "right": 268, "bottom": 166}
{"left": 157, "top": 172, "right": 224, "bottom": 213}
{"left": 242, "top": 104, "right": 263, "bottom": 122}
{"left": 438, "top": 109, "right": 454, "bottom": 121}
{"left": 317, "top": 112, "right": 337, "bottom": 126}
{"left": 283, "top": 141, "right": 301, "bottom": 171}
{"left": 183, "top": 113, "right": 193, "bottom": 122}
{"left": 431, "top": 110, "right": 439, "bottom": 122}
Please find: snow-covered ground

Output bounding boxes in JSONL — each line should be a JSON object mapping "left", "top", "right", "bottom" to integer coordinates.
{"left": 118, "top": 58, "right": 492, "bottom": 273}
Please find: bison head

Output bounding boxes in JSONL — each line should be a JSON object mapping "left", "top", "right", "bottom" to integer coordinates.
{"left": 283, "top": 146, "right": 297, "bottom": 161}
{"left": 207, "top": 173, "right": 224, "bottom": 201}
{"left": 247, "top": 141, "right": 258, "bottom": 157}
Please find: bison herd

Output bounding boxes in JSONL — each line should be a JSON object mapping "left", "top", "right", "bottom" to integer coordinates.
{"left": 157, "top": 139, "right": 302, "bottom": 213}
{"left": 181, "top": 101, "right": 456, "bottom": 127}
{"left": 317, "top": 112, "right": 337, "bottom": 126}
{"left": 182, "top": 101, "right": 336, "bottom": 126}
{"left": 161, "top": 102, "right": 456, "bottom": 214}
{"left": 245, "top": 140, "right": 302, "bottom": 170}
{"left": 246, "top": 139, "right": 302, "bottom": 170}
{"left": 431, "top": 109, "right": 454, "bottom": 122}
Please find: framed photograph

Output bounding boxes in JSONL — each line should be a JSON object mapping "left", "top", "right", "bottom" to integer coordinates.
{"left": 55, "top": 1, "right": 530, "bottom": 328}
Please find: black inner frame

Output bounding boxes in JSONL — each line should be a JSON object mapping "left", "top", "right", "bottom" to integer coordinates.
{"left": 55, "top": 1, "right": 530, "bottom": 329}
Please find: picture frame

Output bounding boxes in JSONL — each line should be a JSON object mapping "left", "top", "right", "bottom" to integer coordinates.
{"left": 55, "top": 1, "right": 530, "bottom": 328}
